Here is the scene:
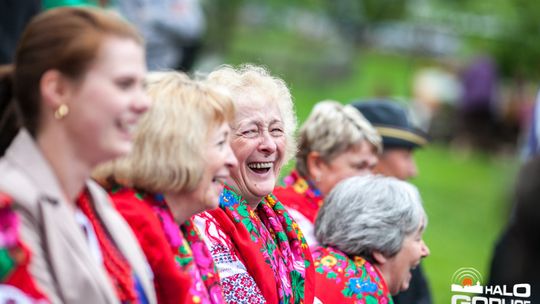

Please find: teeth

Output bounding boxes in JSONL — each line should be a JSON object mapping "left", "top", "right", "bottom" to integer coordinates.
{"left": 118, "top": 120, "right": 135, "bottom": 133}
{"left": 213, "top": 176, "right": 226, "bottom": 183}
{"left": 248, "top": 162, "right": 273, "bottom": 169}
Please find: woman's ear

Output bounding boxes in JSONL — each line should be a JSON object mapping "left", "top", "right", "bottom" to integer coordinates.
{"left": 372, "top": 251, "right": 388, "bottom": 265}
{"left": 306, "top": 151, "right": 325, "bottom": 182}
{"left": 40, "top": 70, "right": 71, "bottom": 110}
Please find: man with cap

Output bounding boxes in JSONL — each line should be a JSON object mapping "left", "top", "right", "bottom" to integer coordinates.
{"left": 352, "top": 99, "right": 432, "bottom": 304}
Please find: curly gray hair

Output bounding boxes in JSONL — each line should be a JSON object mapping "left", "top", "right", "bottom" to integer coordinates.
{"left": 207, "top": 64, "right": 297, "bottom": 163}
{"left": 315, "top": 175, "right": 427, "bottom": 260}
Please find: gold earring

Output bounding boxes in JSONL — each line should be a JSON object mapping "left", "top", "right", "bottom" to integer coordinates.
{"left": 54, "top": 104, "right": 69, "bottom": 120}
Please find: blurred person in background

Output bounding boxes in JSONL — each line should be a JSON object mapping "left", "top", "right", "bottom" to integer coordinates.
{"left": 0, "top": 7, "right": 155, "bottom": 303}
{"left": 113, "top": 0, "right": 206, "bottom": 71}
{"left": 313, "top": 175, "right": 430, "bottom": 303}
{"left": 0, "top": 0, "right": 40, "bottom": 64}
{"left": 274, "top": 100, "right": 381, "bottom": 246}
{"left": 194, "top": 64, "right": 315, "bottom": 304}
{"left": 457, "top": 55, "right": 500, "bottom": 152}
{"left": 521, "top": 89, "right": 540, "bottom": 159}
{"left": 94, "top": 71, "right": 237, "bottom": 304}
{"left": 353, "top": 100, "right": 427, "bottom": 181}
{"left": 353, "top": 100, "right": 432, "bottom": 304}
{"left": 488, "top": 156, "right": 540, "bottom": 303}
{"left": 411, "top": 66, "right": 462, "bottom": 144}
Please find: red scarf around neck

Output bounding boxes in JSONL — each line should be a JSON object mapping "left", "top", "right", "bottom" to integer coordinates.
{"left": 77, "top": 190, "right": 138, "bottom": 303}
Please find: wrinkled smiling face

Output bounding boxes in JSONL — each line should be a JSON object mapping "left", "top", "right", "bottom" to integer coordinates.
{"left": 385, "top": 219, "right": 430, "bottom": 295}
{"left": 315, "top": 141, "right": 378, "bottom": 195}
{"left": 228, "top": 95, "right": 286, "bottom": 205}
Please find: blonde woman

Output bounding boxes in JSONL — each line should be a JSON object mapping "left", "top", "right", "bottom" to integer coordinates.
{"left": 94, "top": 71, "right": 237, "bottom": 304}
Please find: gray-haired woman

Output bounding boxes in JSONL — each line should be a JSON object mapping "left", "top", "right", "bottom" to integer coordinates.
{"left": 274, "top": 100, "right": 381, "bottom": 246}
{"left": 312, "top": 175, "right": 430, "bottom": 304}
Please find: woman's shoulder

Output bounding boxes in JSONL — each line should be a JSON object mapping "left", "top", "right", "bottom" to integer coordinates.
{"left": 312, "top": 245, "right": 392, "bottom": 303}
{"left": 273, "top": 184, "right": 310, "bottom": 211}
{"left": 107, "top": 187, "right": 155, "bottom": 218}
{"left": 0, "top": 130, "right": 57, "bottom": 211}
{"left": 0, "top": 156, "right": 41, "bottom": 212}
{"left": 106, "top": 187, "right": 172, "bottom": 248}
{"left": 312, "top": 245, "right": 352, "bottom": 270}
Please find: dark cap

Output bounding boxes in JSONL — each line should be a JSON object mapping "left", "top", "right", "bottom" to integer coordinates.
{"left": 351, "top": 100, "right": 428, "bottom": 149}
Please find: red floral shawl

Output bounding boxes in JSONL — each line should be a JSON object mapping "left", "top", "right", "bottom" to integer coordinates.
{"left": 110, "top": 187, "right": 224, "bottom": 304}
{"left": 312, "top": 246, "right": 393, "bottom": 304}
{"left": 274, "top": 170, "right": 324, "bottom": 224}
{"left": 206, "top": 184, "right": 315, "bottom": 304}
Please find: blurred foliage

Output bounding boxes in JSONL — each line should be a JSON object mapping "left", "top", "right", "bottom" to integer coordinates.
{"left": 324, "top": 0, "right": 407, "bottom": 41}
{"left": 442, "top": 0, "right": 540, "bottom": 78}
{"left": 204, "top": 0, "right": 540, "bottom": 79}
{"left": 490, "top": 1, "right": 540, "bottom": 79}
{"left": 202, "top": 0, "right": 244, "bottom": 53}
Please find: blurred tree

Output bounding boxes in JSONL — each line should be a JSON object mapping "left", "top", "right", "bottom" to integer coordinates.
{"left": 203, "top": 0, "right": 244, "bottom": 54}
{"left": 490, "top": 0, "right": 540, "bottom": 78}
{"left": 324, "top": 0, "right": 406, "bottom": 42}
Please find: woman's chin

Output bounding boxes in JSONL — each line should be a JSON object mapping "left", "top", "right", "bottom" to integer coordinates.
{"left": 250, "top": 177, "right": 277, "bottom": 196}
{"left": 205, "top": 198, "right": 220, "bottom": 210}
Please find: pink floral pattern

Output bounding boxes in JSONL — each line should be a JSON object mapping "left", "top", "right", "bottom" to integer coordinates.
{"left": 195, "top": 185, "right": 314, "bottom": 304}
{"left": 177, "top": 220, "right": 224, "bottom": 304}
{"left": 0, "top": 192, "right": 49, "bottom": 302}
{"left": 112, "top": 187, "right": 225, "bottom": 304}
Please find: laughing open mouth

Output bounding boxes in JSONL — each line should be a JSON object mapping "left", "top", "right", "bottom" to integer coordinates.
{"left": 247, "top": 162, "right": 273, "bottom": 174}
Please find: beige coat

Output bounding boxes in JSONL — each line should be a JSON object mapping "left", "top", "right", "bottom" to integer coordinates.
{"left": 0, "top": 130, "right": 157, "bottom": 304}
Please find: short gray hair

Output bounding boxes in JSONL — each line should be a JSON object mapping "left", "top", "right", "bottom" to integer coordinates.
{"left": 296, "top": 101, "right": 382, "bottom": 178}
{"left": 315, "top": 175, "right": 427, "bottom": 260}
{"left": 207, "top": 64, "right": 297, "bottom": 163}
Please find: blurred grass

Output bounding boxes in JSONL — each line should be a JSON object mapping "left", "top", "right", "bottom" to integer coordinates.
{"left": 221, "top": 25, "right": 520, "bottom": 303}
{"left": 413, "top": 145, "right": 518, "bottom": 303}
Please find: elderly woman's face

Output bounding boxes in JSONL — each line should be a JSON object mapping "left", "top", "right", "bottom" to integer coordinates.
{"left": 384, "top": 219, "right": 430, "bottom": 295}
{"left": 228, "top": 95, "right": 286, "bottom": 205}
{"left": 314, "top": 141, "right": 378, "bottom": 195}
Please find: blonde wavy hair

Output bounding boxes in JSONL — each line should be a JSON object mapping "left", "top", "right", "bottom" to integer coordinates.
{"left": 93, "top": 71, "right": 234, "bottom": 193}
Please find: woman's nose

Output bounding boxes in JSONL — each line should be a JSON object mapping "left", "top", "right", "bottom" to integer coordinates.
{"left": 420, "top": 240, "right": 430, "bottom": 257}
{"left": 225, "top": 143, "right": 238, "bottom": 168}
{"left": 257, "top": 130, "right": 277, "bottom": 154}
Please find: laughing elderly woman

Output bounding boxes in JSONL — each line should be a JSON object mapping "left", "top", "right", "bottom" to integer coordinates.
{"left": 194, "top": 65, "right": 314, "bottom": 304}
{"left": 274, "top": 100, "right": 381, "bottom": 246}
{"left": 313, "top": 175, "right": 430, "bottom": 303}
